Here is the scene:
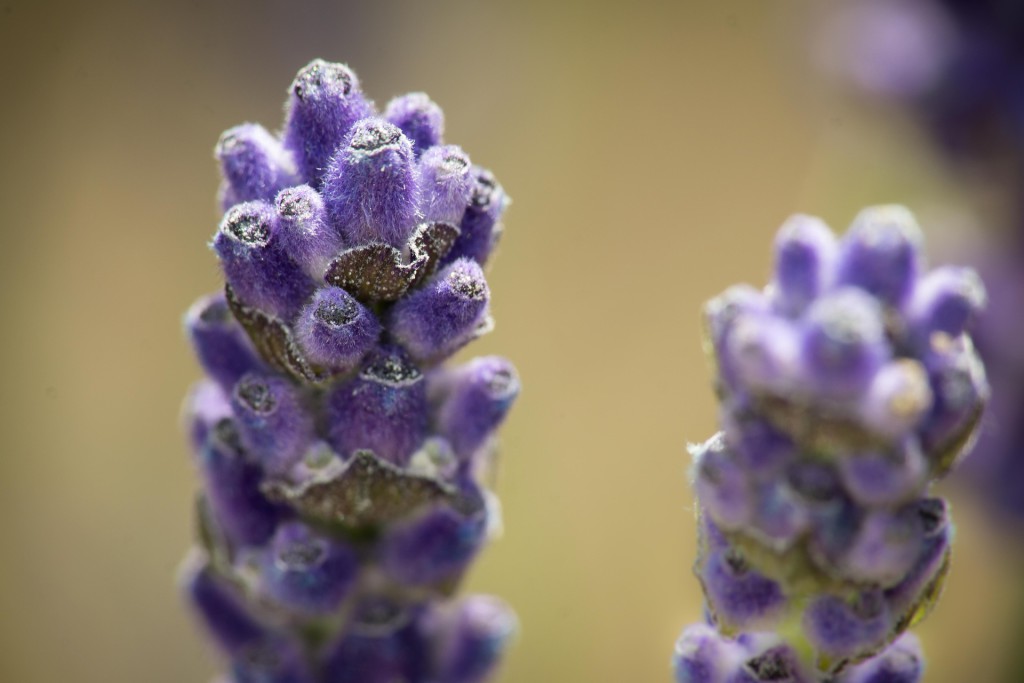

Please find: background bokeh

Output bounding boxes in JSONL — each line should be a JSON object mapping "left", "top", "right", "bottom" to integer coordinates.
{"left": 1, "top": 1, "right": 1020, "bottom": 681}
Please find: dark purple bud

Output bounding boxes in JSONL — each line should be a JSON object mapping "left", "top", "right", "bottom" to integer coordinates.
{"left": 212, "top": 201, "right": 315, "bottom": 320}
{"left": 836, "top": 205, "right": 923, "bottom": 306}
{"left": 419, "top": 145, "right": 474, "bottom": 224}
{"left": 907, "top": 265, "right": 986, "bottom": 343}
{"left": 432, "top": 596, "right": 516, "bottom": 683}
{"left": 322, "top": 602, "right": 422, "bottom": 683}
{"left": 841, "top": 633, "right": 924, "bottom": 683}
{"left": 672, "top": 624, "right": 742, "bottom": 683}
{"left": 443, "top": 167, "right": 508, "bottom": 266}
{"left": 185, "top": 380, "right": 234, "bottom": 453}
{"left": 274, "top": 185, "right": 343, "bottom": 279}
{"left": 920, "top": 336, "right": 988, "bottom": 469}
{"left": 197, "top": 416, "right": 282, "bottom": 547}
{"left": 390, "top": 258, "right": 490, "bottom": 363}
{"left": 857, "top": 360, "right": 933, "bottom": 441}
{"left": 231, "top": 373, "right": 314, "bottom": 476}
{"left": 722, "top": 312, "right": 802, "bottom": 396}
{"left": 838, "top": 444, "right": 928, "bottom": 507}
{"left": 259, "top": 522, "right": 359, "bottom": 615}
{"left": 384, "top": 92, "right": 445, "bottom": 154}
{"left": 283, "top": 60, "right": 374, "bottom": 187}
{"left": 181, "top": 555, "right": 265, "bottom": 656}
{"left": 381, "top": 503, "right": 488, "bottom": 587}
{"left": 771, "top": 214, "right": 838, "bottom": 316}
{"left": 185, "top": 293, "right": 264, "bottom": 391}
{"left": 693, "top": 435, "right": 754, "bottom": 530}
{"left": 325, "top": 346, "right": 428, "bottom": 466}
{"left": 800, "top": 288, "right": 889, "bottom": 397}
{"left": 231, "top": 637, "right": 313, "bottom": 683}
{"left": 435, "top": 356, "right": 520, "bottom": 460}
{"left": 323, "top": 118, "right": 421, "bottom": 249}
{"left": 803, "top": 591, "right": 890, "bottom": 662}
{"left": 294, "top": 286, "right": 380, "bottom": 370}
{"left": 700, "top": 547, "right": 787, "bottom": 630}
{"left": 216, "top": 123, "right": 296, "bottom": 210}
{"left": 840, "top": 509, "right": 923, "bottom": 586}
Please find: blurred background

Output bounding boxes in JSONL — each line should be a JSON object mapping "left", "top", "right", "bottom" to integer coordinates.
{"left": 1, "top": 1, "right": 1021, "bottom": 682}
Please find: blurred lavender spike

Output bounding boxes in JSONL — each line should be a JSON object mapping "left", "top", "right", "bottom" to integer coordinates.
{"left": 674, "top": 207, "right": 986, "bottom": 681}
{"left": 182, "top": 60, "right": 517, "bottom": 683}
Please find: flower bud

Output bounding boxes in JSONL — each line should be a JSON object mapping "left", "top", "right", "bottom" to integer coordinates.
{"left": 380, "top": 503, "right": 488, "bottom": 587}
{"left": 231, "top": 373, "right": 314, "bottom": 476}
{"left": 692, "top": 434, "right": 754, "bottom": 530}
{"left": 186, "top": 293, "right": 264, "bottom": 392}
{"left": 325, "top": 346, "right": 428, "bottom": 466}
{"left": 838, "top": 444, "right": 927, "bottom": 507}
{"left": 419, "top": 145, "right": 474, "bottom": 224}
{"left": 259, "top": 522, "right": 359, "bottom": 615}
{"left": 436, "top": 356, "right": 520, "bottom": 460}
{"left": 283, "top": 60, "right": 374, "bottom": 187}
{"left": 857, "top": 360, "right": 933, "bottom": 440}
{"left": 842, "top": 633, "right": 923, "bottom": 683}
{"left": 672, "top": 624, "right": 744, "bottom": 683}
{"left": 384, "top": 92, "right": 444, "bottom": 155}
{"left": 443, "top": 167, "right": 508, "bottom": 266}
{"left": 432, "top": 596, "right": 517, "bottom": 683}
{"left": 182, "top": 555, "right": 264, "bottom": 656}
{"left": 802, "top": 591, "right": 890, "bottom": 663}
{"left": 837, "top": 205, "right": 923, "bottom": 306}
{"left": 772, "top": 213, "right": 838, "bottom": 316}
{"left": 216, "top": 123, "right": 296, "bottom": 210}
{"left": 212, "top": 201, "right": 315, "bottom": 320}
{"left": 906, "top": 265, "right": 986, "bottom": 342}
{"left": 294, "top": 286, "right": 380, "bottom": 370}
{"left": 390, "top": 258, "right": 490, "bottom": 363}
{"left": 274, "top": 185, "right": 343, "bottom": 279}
{"left": 323, "top": 118, "right": 421, "bottom": 249}
{"left": 699, "top": 548, "right": 787, "bottom": 630}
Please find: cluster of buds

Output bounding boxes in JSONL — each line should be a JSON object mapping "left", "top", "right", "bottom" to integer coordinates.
{"left": 180, "top": 60, "right": 518, "bottom": 683}
{"left": 675, "top": 206, "right": 988, "bottom": 681}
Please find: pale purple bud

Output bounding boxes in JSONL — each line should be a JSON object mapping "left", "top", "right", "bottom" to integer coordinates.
{"left": 274, "top": 185, "right": 343, "bottom": 279}
{"left": 841, "top": 509, "right": 923, "bottom": 586}
{"left": 906, "top": 266, "right": 986, "bottom": 342}
{"left": 216, "top": 123, "right": 296, "bottom": 210}
{"left": 700, "top": 548, "right": 787, "bottom": 630}
{"left": 419, "top": 145, "right": 474, "bottom": 224}
{"left": 857, "top": 360, "right": 933, "bottom": 440}
{"left": 384, "top": 92, "right": 445, "bottom": 155}
{"left": 693, "top": 434, "right": 754, "bottom": 530}
{"left": 723, "top": 313, "right": 802, "bottom": 395}
{"left": 837, "top": 444, "right": 928, "bottom": 507}
{"left": 841, "top": 633, "right": 924, "bottom": 683}
{"left": 803, "top": 591, "right": 890, "bottom": 662}
{"left": 836, "top": 205, "right": 923, "bottom": 306}
{"left": 772, "top": 214, "right": 838, "bottom": 316}
{"left": 443, "top": 167, "right": 508, "bottom": 266}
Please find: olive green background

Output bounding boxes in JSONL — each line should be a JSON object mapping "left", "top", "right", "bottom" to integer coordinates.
{"left": 0, "top": 1, "right": 1019, "bottom": 682}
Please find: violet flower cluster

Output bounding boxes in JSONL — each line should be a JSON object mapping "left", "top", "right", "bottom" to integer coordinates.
{"left": 180, "top": 60, "right": 517, "bottom": 683}
{"left": 674, "top": 206, "right": 988, "bottom": 682}
{"left": 821, "top": 0, "right": 1024, "bottom": 526}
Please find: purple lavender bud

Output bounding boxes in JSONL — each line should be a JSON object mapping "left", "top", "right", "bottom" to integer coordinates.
{"left": 419, "top": 145, "right": 474, "bottom": 224}
{"left": 432, "top": 596, "right": 516, "bottom": 683}
{"left": 920, "top": 335, "right": 988, "bottom": 468}
{"left": 731, "top": 644, "right": 813, "bottom": 683}
{"left": 699, "top": 548, "right": 787, "bottom": 629}
{"left": 185, "top": 380, "right": 234, "bottom": 452}
{"left": 322, "top": 603, "right": 421, "bottom": 683}
{"left": 840, "top": 509, "right": 923, "bottom": 586}
{"left": 704, "top": 285, "right": 771, "bottom": 392}
{"left": 212, "top": 201, "right": 315, "bottom": 320}
{"left": 259, "top": 522, "right": 359, "bottom": 615}
{"left": 197, "top": 416, "right": 282, "bottom": 547}
{"left": 283, "top": 60, "right": 374, "bottom": 187}
{"left": 294, "top": 286, "right": 380, "bottom": 370}
{"left": 841, "top": 633, "right": 924, "bottom": 683}
{"left": 390, "top": 258, "right": 490, "bottom": 363}
{"left": 381, "top": 503, "right": 488, "bottom": 587}
{"left": 322, "top": 118, "right": 421, "bottom": 249}
{"left": 443, "top": 167, "right": 508, "bottom": 266}
{"left": 186, "top": 293, "right": 264, "bottom": 391}
{"left": 693, "top": 434, "right": 754, "bottom": 530}
{"left": 436, "top": 356, "right": 520, "bottom": 460}
{"left": 750, "top": 480, "right": 811, "bottom": 551}
{"left": 836, "top": 205, "right": 923, "bottom": 306}
{"left": 906, "top": 265, "right": 986, "bottom": 342}
{"left": 884, "top": 499, "right": 951, "bottom": 616}
{"left": 837, "top": 445, "right": 928, "bottom": 507}
{"left": 274, "top": 185, "right": 343, "bottom": 279}
{"left": 803, "top": 591, "right": 890, "bottom": 662}
{"left": 723, "top": 313, "right": 802, "bottom": 396}
{"left": 772, "top": 213, "right": 838, "bottom": 316}
{"left": 800, "top": 288, "right": 890, "bottom": 397}
{"left": 216, "top": 123, "right": 296, "bottom": 210}
{"left": 231, "top": 637, "right": 314, "bottom": 683}
{"left": 384, "top": 92, "right": 445, "bottom": 155}
{"left": 231, "top": 373, "right": 314, "bottom": 476}
{"left": 721, "top": 414, "right": 796, "bottom": 476}
{"left": 182, "top": 556, "right": 265, "bottom": 656}
{"left": 857, "top": 360, "right": 933, "bottom": 440}
{"left": 325, "top": 346, "right": 428, "bottom": 466}
{"left": 672, "top": 624, "right": 744, "bottom": 683}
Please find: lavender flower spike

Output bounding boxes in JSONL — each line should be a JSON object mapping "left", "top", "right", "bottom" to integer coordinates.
{"left": 181, "top": 61, "right": 517, "bottom": 683}
{"left": 675, "top": 207, "right": 986, "bottom": 681}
